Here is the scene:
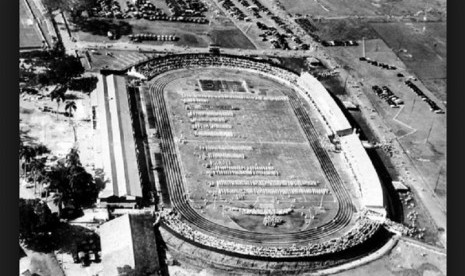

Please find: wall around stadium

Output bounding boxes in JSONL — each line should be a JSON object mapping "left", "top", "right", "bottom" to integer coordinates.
{"left": 340, "top": 134, "right": 385, "bottom": 214}
{"left": 297, "top": 72, "right": 352, "bottom": 137}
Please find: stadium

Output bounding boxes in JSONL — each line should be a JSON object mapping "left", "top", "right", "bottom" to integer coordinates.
{"left": 103, "top": 53, "right": 392, "bottom": 272}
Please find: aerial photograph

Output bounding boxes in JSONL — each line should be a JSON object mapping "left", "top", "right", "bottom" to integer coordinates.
{"left": 19, "top": 0, "right": 446, "bottom": 275}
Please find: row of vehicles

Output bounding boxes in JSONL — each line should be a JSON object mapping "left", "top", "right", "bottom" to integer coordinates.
{"left": 322, "top": 40, "right": 358, "bottom": 47}
{"left": 360, "top": 57, "right": 397, "bottom": 70}
{"left": 405, "top": 80, "right": 444, "bottom": 114}
{"left": 129, "top": 33, "right": 179, "bottom": 42}
{"left": 372, "top": 85, "right": 404, "bottom": 108}
{"left": 90, "top": 0, "right": 208, "bottom": 23}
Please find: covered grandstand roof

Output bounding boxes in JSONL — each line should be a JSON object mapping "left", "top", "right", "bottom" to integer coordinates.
{"left": 100, "top": 214, "right": 160, "bottom": 276}
{"left": 95, "top": 74, "right": 143, "bottom": 199}
{"left": 340, "top": 134, "right": 384, "bottom": 211}
{"left": 297, "top": 72, "right": 352, "bottom": 136}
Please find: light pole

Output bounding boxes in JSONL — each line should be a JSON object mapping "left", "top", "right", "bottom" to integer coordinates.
{"left": 433, "top": 165, "right": 443, "bottom": 194}
{"left": 410, "top": 97, "right": 416, "bottom": 114}
{"left": 425, "top": 116, "right": 435, "bottom": 144}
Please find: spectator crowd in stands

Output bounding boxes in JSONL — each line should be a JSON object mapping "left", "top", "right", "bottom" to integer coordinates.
{"left": 159, "top": 209, "right": 381, "bottom": 258}
{"left": 136, "top": 54, "right": 300, "bottom": 85}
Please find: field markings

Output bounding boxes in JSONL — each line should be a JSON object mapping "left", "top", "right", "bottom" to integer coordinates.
{"left": 392, "top": 105, "right": 417, "bottom": 139}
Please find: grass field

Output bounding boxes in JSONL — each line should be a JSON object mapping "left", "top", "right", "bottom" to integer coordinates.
{"left": 371, "top": 22, "right": 446, "bottom": 102}
{"left": 162, "top": 68, "right": 349, "bottom": 233}
{"left": 307, "top": 18, "right": 379, "bottom": 41}
{"left": 210, "top": 29, "right": 256, "bottom": 49}
{"left": 20, "top": 0, "right": 43, "bottom": 49}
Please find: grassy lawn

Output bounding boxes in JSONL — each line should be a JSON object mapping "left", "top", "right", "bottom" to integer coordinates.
{"left": 210, "top": 29, "right": 256, "bottom": 49}
{"left": 309, "top": 18, "right": 379, "bottom": 41}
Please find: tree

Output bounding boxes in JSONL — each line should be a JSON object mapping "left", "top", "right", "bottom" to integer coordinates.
{"left": 29, "top": 158, "right": 46, "bottom": 195}
{"left": 34, "top": 144, "right": 51, "bottom": 156}
{"left": 48, "top": 56, "right": 84, "bottom": 84}
{"left": 42, "top": 0, "right": 96, "bottom": 16}
{"left": 65, "top": 101, "right": 77, "bottom": 119}
{"left": 65, "top": 101, "right": 77, "bottom": 140}
{"left": 50, "top": 85, "right": 67, "bottom": 119}
{"left": 66, "top": 147, "right": 81, "bottom": 169}
{"left": 47, "top": 148, "right": 100, "bottom": 218}
{"left": 19, "top": 199, "right": 58, "bottom": 252}
{"left": 68, "top": 76, "right": 98, "bottom": 93}
{"left": 20, "top": 145, "right": 36, "bottom": 176}
{"left": 68, "top": 165, "right": 96, "bottom": 208}
{"left": 48, "top": 162, "right": 72, "bottom": 217}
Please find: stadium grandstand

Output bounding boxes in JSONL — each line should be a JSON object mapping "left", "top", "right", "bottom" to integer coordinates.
{"left": 93, "top": 74, "right": 144, "bottom": 204}
{"left": 297, "top": 72, "right": 352, "bottom": 137}
{"left": 127, "top": 53, "right": 388, "bottom": 260}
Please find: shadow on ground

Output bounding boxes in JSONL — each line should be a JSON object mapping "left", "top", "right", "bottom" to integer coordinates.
{"left": 72, "top": 18, "right": 132, "bottom": 39}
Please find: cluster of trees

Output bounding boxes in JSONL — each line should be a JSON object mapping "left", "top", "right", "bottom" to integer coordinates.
{"left": 35, "top": 55, "right": 84, "bottom": 86}
{"left": 47, "top": 148, "right": 100, "bottom": 217}
{"left": 19, "top": 198, "right": 59, "bottom": 251}
{"left": 19, "top": 41, "right": 85, "bottom": 110}
{"left": 67, "top": 76, "right": 98, "bottom": 93}
{"left": 48, "top": 84, "right": 77, "bottom": 121}
{"left": 19, "top": 42, "right": 97, "bottom": 123}
{"left": 20, "top": 143, "right": 50, "bottom": 195}
{"left": 42, "top": 0, "right": 97, "bottom": 18}
{"left": 20, "top": 142, "right": 100, "bottom": 219}
{"left": 20, "top": 142, "right": 102, "bottom": 251}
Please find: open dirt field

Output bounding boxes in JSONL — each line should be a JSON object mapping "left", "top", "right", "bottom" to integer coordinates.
{"left": 318, "top": 37, "right": 446, "bottom": 246}
{"left": 279, "top": 0, "right": 446, "bottom": 18}
{"left": 20, "top": 88, "right": 96, "bottom": 174}
{"left": 371, "top": 22, "right": 447, "bottom": 102}
{"left": 299, "top": 18, "right": 379, "bottom": 41}
{"left": 161, "top": 68, "right": 358, "bottom": 234}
